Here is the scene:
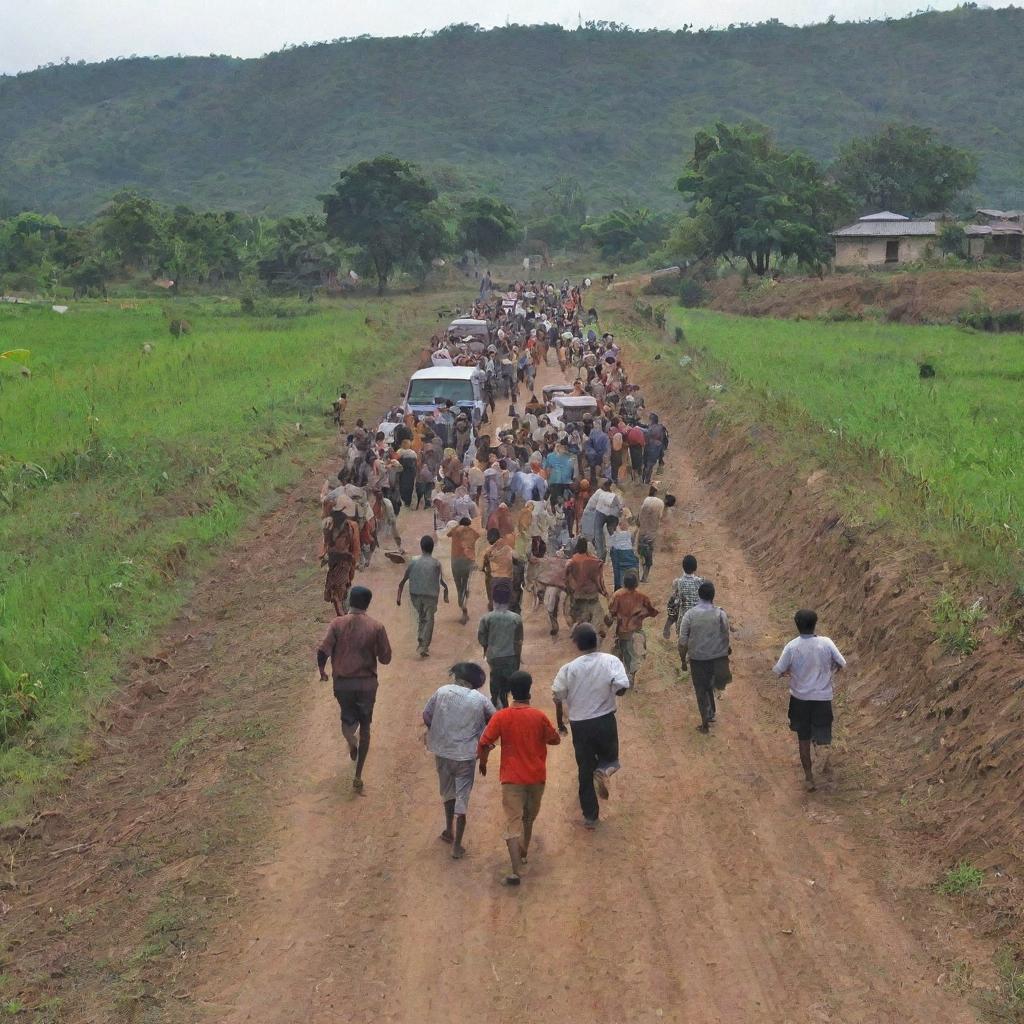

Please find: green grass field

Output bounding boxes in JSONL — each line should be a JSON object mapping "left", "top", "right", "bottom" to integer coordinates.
{"left": 0, "top": 297, "right": 428, "bottom": 813}
{"left": 655, "top": 310, "right": 1024, "bottom": 575}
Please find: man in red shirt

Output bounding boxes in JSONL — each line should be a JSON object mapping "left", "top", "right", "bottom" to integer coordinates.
{"left": 477, "top": 671, "right": 560, "bottom": 886}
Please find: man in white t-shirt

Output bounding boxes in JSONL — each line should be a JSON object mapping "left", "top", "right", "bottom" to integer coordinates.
{"left": 552, "top": 623, "right": 630, "bottom": 828}
{"left": 772, "top": 608, "right": 846, "bottom": 792}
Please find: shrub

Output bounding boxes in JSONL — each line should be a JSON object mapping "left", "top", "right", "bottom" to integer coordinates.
{"left": 819, "top": 307, "right": 863, "bottom": 323}
{"left": 643, "top": 274, "right": 681, "bottom": 297}
{"left": 938, "top": 860, "right": 984, "bottom": 896}
{"left": 933, "top": 592, "right": 984, "bottom": 655}
{"left": 168, "top": 318, "right": 192, "bottom": 337}
{"left": 0, "top": 661, "right": 42, "bottom": 740}
{"left": 679, "top": 278, "right": 708, "bottom": 308}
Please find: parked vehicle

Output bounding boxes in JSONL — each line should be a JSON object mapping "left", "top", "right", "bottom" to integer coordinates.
{"left": 547, "top": 394, "right": 598, "bottom": 430}
{"left": 404, "top": 366, "right": 485, "bottom": 425}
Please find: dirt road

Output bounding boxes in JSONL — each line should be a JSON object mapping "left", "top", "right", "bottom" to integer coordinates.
{"left": 178, "top": 357, "right": 979, "bottom": 1024}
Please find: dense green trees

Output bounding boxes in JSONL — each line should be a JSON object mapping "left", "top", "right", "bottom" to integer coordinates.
{"left": 457, "top": 198, "right": 520, "bottom": 257}
{"left": 677, "top": 123, "right": 851, "bottom": 275}
{"left": 832, "top": 125, "right": 978, "bottom": 216}
{"left": 583, "top": 207, "right": 670, "bottom": 260}
{"left": 2, "top": 9, "right": 1023, "bottom": 219}
{"left": 322, "top": 156, "right": 446, "bottom": 294}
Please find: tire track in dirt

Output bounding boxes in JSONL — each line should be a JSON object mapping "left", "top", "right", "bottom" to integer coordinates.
{"left": 191, "top": 358, "right": 982, "bottom": 1024}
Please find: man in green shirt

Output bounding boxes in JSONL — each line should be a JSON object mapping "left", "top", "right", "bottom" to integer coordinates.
{"left": 397, "top": 535, "right": 450, "bottom": 657}
{"left": 477, "top": 579, "right": 524, "bottom": 708}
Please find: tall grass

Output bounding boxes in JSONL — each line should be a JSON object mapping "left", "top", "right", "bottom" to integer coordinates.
{"left": 0, "top": 298, "right": 423, "bottom": 813}
{"left": 667, "top": 310, "right": 1024, "bottom": 573}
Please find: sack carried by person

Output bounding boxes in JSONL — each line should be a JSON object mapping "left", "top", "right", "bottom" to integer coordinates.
{"left": 712, "top": 655, "right": 732, "bottom": 691}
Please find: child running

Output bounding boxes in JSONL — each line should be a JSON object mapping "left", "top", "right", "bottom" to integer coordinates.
{"left": 477, "top": 671, "right": 560, "bottom": 886}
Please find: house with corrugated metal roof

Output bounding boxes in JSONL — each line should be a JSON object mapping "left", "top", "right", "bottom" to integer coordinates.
{"left": 832, "top": 212, "right": 938, "bottom": 267}
{"left": 966, "top": 209, "right": 1023, "bottom": 259}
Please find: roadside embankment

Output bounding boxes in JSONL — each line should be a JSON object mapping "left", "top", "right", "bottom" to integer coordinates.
{"left": 707, "top": 268, "right": 1024, "bottom": 325}
{"left": 618, "top": 303, "right": 1024, "bottom": 940}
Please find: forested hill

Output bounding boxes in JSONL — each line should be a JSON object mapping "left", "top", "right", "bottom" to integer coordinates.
{"left": 3, "top": 6, "right": 1024, "bottom": 219}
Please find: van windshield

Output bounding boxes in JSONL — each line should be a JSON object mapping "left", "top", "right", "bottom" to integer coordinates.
{"left": 408, "top": 378, "right": 475, "bottom": 405}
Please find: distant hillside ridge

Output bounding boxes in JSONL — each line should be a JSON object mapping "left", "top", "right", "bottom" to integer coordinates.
{"left": 3, "top": 7, "right": 1024, "bottom": 219}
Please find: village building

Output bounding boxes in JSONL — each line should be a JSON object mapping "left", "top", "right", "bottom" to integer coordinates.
{"left": 966, "top": 209, "right": 1024, "bottom": 260}
{"left": 832, "top": 212, "right": 937, "bottom": 268}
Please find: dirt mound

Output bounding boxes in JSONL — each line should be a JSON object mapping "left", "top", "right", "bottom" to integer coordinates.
{"left": 708, "top": 270, "right": 1024, "bottom": 324}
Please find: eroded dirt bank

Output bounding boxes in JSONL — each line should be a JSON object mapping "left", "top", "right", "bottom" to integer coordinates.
{"left": 707, "top": 270, "right": 1024, "bottom": 323}
{"left": 627, "top": 322, "right": 1024, "bottom": 940}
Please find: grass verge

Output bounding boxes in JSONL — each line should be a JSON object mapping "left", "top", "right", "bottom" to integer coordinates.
{"left": 661, "top": 309, "right": 1024, "bottom": 581}
{"left": 0, "top": 294, "right": 431, "bottom": 817}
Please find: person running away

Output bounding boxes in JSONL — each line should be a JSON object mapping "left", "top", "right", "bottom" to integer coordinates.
{"left": 317, "top": 586, "right": 392, "bottom": 792}
{"left": 423, "top": 661, "right": 495, "bottom": 859}
{"left": 477, "top": 671, "right": 560, "bottom": 886}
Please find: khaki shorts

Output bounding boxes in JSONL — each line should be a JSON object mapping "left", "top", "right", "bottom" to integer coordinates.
{"left": 435, "top": 756, "right": 476, "bottom": 815}
{"left": 501, "top": 782, "right": 546, "bottom": 840}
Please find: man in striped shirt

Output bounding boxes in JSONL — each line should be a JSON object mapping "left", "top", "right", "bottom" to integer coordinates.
{"left": 662, "top": 554, "right": 704, "bottom": 639}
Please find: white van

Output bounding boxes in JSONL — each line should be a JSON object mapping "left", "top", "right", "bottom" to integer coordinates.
{"left": 404, "top": 366, "right": 485, "bottom": 425}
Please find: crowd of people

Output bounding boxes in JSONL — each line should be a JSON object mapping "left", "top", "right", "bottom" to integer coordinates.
{"left": 314, "top": 274, "right": 847, "bottom": 886}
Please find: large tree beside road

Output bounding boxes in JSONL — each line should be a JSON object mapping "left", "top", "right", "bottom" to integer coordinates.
{"left": 676, "top": 122, "right": 851, "bottom": 276}
{"left": 321, "top": 155, "right": 446, "bottom": 294}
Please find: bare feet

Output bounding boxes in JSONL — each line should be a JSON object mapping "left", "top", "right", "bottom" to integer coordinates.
{"left": 352, "top": 777, "right": 364, "bottom": 793}
{"left": 696, "top": 723, "right": 710, "bottom": 734}
{"left": 804, "top": 775, "right": 817, "bottom": 792}
{"left": 451, "top": 844, "right": 466, "bottom": 860}
{"left": 347, "top": 742, "right": 358, "bottom": 762}
{"left": 439, "top": 830, "right": 454, "bottom": 844}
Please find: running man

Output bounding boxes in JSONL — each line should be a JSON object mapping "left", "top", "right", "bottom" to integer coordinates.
{"left": 447, "top": 516, "right": 481, "bottom": 625}
{"left": 564, "top": 536, "right": 607, "bottom": 627}
{"left": 397, "top": 535, "right": 450, "bottom": 657}
{"left": 606, "top": 571, "right": 659, "bottom": 688}
{"left": 552, "top": 624, "right": 630, "bottom": 829}
{"left": 477, "top": 671, "right": 560, "bottom": 886}
{"left": 678, "top": 581, "right": 731, "bottom": 733}
{"left": 422, "top": 662, "right": 494, "bottom": 859}
{"left": 772, "top": 609, "right": 846, "bottom": 792}
{"left": 316, "top": 586, "right": 393, "bottom": 792}
{"left": 477, "top": 580, "right": 524, "bottom": 709}
{"left": 481, "top": 526, "right": 515, "bottom": 612}
{"left": 636, "top": 486, "right": 675, "bottom": 582}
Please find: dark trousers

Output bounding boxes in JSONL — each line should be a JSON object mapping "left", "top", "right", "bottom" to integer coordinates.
{"left": 569, "top": 712, "right": 619, "bottom": 822}
{"left": 488, "top": 655, "right": 520, "bottom": 708}
{"left": 690, "top": 660, "right": 718, "bottom": 726}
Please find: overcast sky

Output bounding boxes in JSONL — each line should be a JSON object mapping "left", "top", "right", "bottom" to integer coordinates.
{"left": 1, "top": 0, "right": 979, "bottom": 74}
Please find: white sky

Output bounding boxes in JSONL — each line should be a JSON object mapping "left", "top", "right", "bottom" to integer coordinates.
{"left": 0, "top": 0, "right": 981, "bottom": 74}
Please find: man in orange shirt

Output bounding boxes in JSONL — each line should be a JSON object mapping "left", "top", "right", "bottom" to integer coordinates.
{"left": 447, "top": 516, "right": 481, "bottom": 624}
{"left": 477, "top": 671, "right": 560, "bottom": 886}
{"left": 606, "top": 571, "right": 659, "bottom": 688}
